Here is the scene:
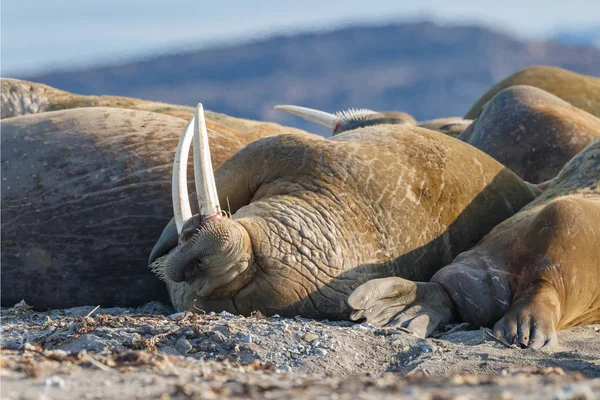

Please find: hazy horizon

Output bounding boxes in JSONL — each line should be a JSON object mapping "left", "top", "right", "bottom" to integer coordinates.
{"left": 2, "top": 0, "right": 600, "bottom": 77}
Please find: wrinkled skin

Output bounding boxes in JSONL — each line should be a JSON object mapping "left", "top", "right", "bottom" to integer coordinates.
{"left": 350, "top": 139, "right": 600, "bottom": 349}
{"left": 459, "top": 85, "right": 600, "bottom": 183}
{"left": 150, "top": 125, "right": 539, "bottom": 319}
{"left": 1, "top": 106, "right": 307, "bottom": 309}
{"left": 465, "top": 66, "right": 600, "bottom": 120}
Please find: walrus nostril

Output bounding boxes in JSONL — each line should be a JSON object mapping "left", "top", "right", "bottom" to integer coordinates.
{"left": 168, "top": 260, "right": 198, "bottom": 283}
{"left": 184, "top": 261, "right": 202, "bottom": 284}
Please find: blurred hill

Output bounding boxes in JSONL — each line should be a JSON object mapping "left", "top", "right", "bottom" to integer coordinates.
{"left": 552, "top": 26, "right": 600, "bottom": 48}
{"left": 22, "top": 21, "right": 600, "bottom": 135}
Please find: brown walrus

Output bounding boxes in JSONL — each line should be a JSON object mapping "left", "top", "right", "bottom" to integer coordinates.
{"left": 1, "top": 106, "right": 307, "bottom": 309}
{"left": 349, "top": 138, "right": 600, "bottom": 349}
{"left": 274, "top": 105, "right": 471, "bottom": 137}
{"left": 464, "top": 66, "right": 600, "bottom": 120}
{"left": 458, "top": 85, "right": 600, "bottom": 183}
{"left": 149, "top": 105, "right": 539, "bottom": 318}
{"left": 1, "top": 78, "right": 304, "bottom": 138}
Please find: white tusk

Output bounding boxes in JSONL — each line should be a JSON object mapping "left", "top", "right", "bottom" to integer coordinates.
{"left": 172, "top": 117, "right": 195, "bottom": 234}
{"left": 274, "top": 105, "right": 338, "bottom": 129}
{"left": 193, "top": 103, "right": 221, "bottom": 219}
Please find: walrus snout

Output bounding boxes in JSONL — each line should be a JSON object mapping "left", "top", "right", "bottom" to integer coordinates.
{"left": 154, "top": 217, "right": 255, "bottom": 297}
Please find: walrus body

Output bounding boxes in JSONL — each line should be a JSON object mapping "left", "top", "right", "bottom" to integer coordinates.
{"left": 459, "top": 85, "right": 600, "bottom": 183}
{"left": 464, "top": 66, "right": 600, "bottom": 120}
{"left": 150, "top": 123, "right": 539, "bottom": 319}
{"left": 1, "top": 106, "right": 307, "bottom": 309}
{"left": 1, "top": 79, "right": 309, "bottom": 138}
{"left": 349, "top": 139, "right": 600, "bottom": 348}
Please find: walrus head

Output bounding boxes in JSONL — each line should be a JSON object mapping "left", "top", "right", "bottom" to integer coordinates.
{"left": 150, "top": 104, "right": 255, "bottom": 298}
{"left": 274, "top": 105, "right": 412, "bottom": 135}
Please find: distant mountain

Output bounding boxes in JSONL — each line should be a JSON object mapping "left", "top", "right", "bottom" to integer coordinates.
{"left": 22, "top": 21, "right": 600, "bottom": 135}
{"left": 552, "top": 26, "right": 600, "bottom": 48}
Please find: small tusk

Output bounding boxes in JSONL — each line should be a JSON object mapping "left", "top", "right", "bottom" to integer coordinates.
{"left": 172, "top": 117, "right": 195, "bottom": 234}
{"left": 274, "top": 105, "right": 338, "bottom": 129}
{"left": 193, "top": 103, "right": 221, "bottom": 219}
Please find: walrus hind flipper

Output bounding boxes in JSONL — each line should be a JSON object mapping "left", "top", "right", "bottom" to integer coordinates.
{"left": 492, "top": 288, "right": 560, "bottom": 349}
{"left": 347, "top": 277, "right": 455, "bottom": 338}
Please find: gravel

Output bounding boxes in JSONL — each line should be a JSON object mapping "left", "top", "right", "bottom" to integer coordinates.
{"left": 1, "top": 300, "right": 599, "bottom": 399}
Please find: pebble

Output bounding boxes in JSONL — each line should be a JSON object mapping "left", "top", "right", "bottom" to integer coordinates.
{"left": 53, "top": 349, "right": 68, "bottom": 357}
{"left": 279, "top": 365, "right": 292, "bottom": 372}
{"left": 303, "top": 332, "right": 318, "bottom": 343}
{"left": 175, "top": 337, "right": 193, "bottom": 355}
{"left": 554, "top": 384, "right": 594, "bottom": 400}
{"left": 239, "top": 334, "right": 253, "bottom": 344}
{"left": 314, "top": 348, "right": 327, "bottom": 356}
{"left": 219, "top": 311, "right": 234, "bottom": 319}
{"left": 168, "top": 312, "right": 186, "bottom": 319}
{"left": 418, "top": 343, "right": 437, "bottom": 353}
{"left": 44, "top": 376, "right": 66, "bottom": 388}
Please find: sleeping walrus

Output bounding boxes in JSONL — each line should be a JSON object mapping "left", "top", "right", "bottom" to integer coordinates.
{"left": 1, "top": 104, "right": 307, "bottom": 309}
{"left": 464, "top": 66, "right": 600, "bottom": 120}
{"left": 149, "top": 105, "right": 538, "bottom": 318}
{"left": 349, "top": 138, "right": 600, "bottom": 349}
{"left": 458, "top": 85, "right": 600, "bottom": 183}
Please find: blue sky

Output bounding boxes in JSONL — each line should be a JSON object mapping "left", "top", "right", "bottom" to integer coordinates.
{"left": 2, "top": 0, "right": 599, "bottom": 76}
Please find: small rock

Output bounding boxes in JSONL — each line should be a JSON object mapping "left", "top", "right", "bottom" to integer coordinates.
{"left": 23, "top": 343, "right": 38, "bottom": 351}
{"left": 168, "top": 312, "right": 186, "bottom": 318}
{"left": 175, "top": 337, "right": 193, "bottom": 355}
{"left": 272, "top": 314, "right": 281, "bottom": 318}
{"left": 210, "top": 331, "right": 227, "bottom": 343}
{"left": 489, "top": 391, "right": 513, "bottom": 400}
{"left": 44, "top": 376, "right": 66, "bottom": 388}
{"left": 279, "top": 365, "right": 292, "bottom": 372}
{"left": 314, "top": 348, "right": 327, "bottom": 356}
{"left": 419, "top": 343, "right": 437, "bottom": 353}
{"left": 297, "top": 344, "right": 305, "bottom": 353}
{"left": 53, "top": 349, "right": 68, "bottom": 357}
{"left": 303, "top": 332, "right": 318, "bottom": 343}
{"left": 554, "top": 384, "right": 594, "bottom": 400}
{"left": 219, "top": 311, "right": 234, "bottom": 319}
{"left": 239, "top": 334, "right": 253, "bottom": 344}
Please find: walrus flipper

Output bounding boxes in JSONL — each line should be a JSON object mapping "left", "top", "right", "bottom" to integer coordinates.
{"left": 348, "top": 277, "right": 455, "bottom": 338}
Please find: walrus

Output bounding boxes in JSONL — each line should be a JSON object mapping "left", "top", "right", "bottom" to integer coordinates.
{"left": 349, "top": 139, "right": 600, "bottom": 349}
{"left": 458, "top": 85, "right": 600, "bottom": 183}
{"left": 149, "top": 105, "right": 539, "bottom": 318}
{"left": 464, "top": 66, "right": 600, "bottom": 120}
{"left": 1, "top": 106, "right": 308, "bottom": 309}
{"left": 274, "top": 105, "right": 471, "bottom": 137}
{"left": 1, "top": 78, "right": 305, "bottom": 138}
